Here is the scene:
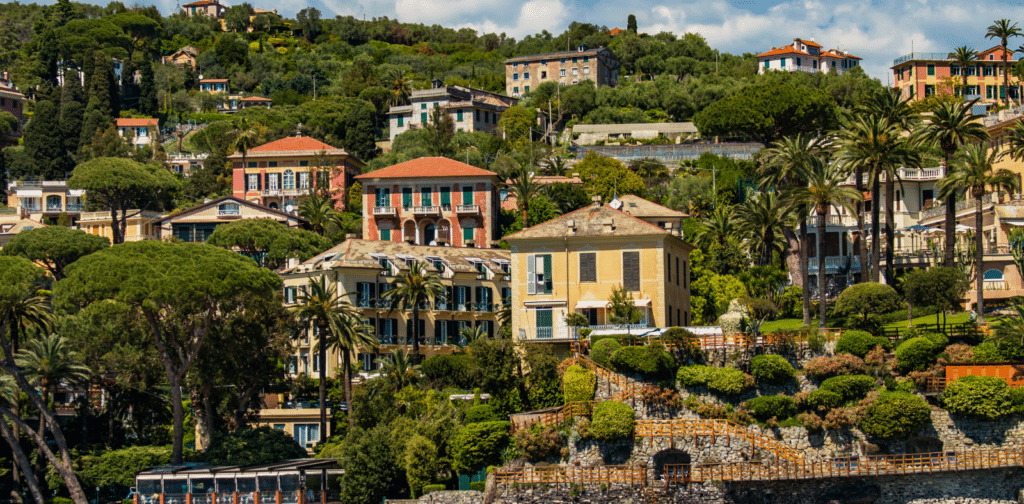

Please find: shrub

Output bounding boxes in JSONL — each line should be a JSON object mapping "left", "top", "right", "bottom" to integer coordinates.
{"left": 684, "top": 397, "right": 730, "bottom": 419}
{"left": 895, "top": 337, "right": 937, "bottom": 372}
{"left": 639, "top": 384, "right": 683, "bottom": 409}
{"left": 804, "top": 354, "right": 867, "bottom": 380}
{"left": 588, "top": 402, "right": 635, "bottom": 441}
{"left": 835, "top": 330, "right": 891, "bottom": 358}
{"left": 820, "top": 375, "right": 877, "bottom": 403}
{"left": 750, "top": 355, "right": 796, "bottom": 385}
{"left": 465, "top": 405, "right": 501, "bottom": 424}
{"left": 939, "top": 344, "right": 973, "bottom": 364}
{"left": 514, "top": 424, "right": 564, "bottom": 462}
{"left": 823, "top": 408, "right": 856, "bottom": 430}
{"left": 591, "top": 338, "right": 621, "bottom": 368}
{"left": 797, "top": 412, "right": 823, "bottom": 431}
{"left": 662, "top": 327, "right": 698, "bottom": 349}
{"left": 677, "top": 365, "right": 753, "bottom": 395}
{"left": 205, "top": 427, "right": 308, "bottom": 466}
{"left": 421, "top": 354, "right": 473, "bottom": 389}
{"left": 562, "top": 365, "right": 596, "bottom": 403}
{"left": 972, "top": 342, "right": 1003, "bottom": 362}
{"left": 469, "top": 481, "right": 486, "bottom": 491}
{"left": 860, "top": 392, "right": 931, "bottom": 439}
{"left": 1011, "top": 388, "right": 1024, "bottom": 414}
{"left": 590, "top": 334, "right": 629, "bottom": 346}
{"left": 941, "top": 376, "right": 1015, "bottom": 419}
{"left": 742, "top": 395, "right": 796, "bottom": 421}
{"left": 864, "top": 345, "right": 886, "bottom": 366}
{"left": 50, "top": 499, "right": 73, "bottom": 504}
{"left": 451, "top": 421, "right": 512, "bottom": 473}
{"left": 423, "top": 484, "right": 446, "bottom": 495}
{"left": 834, "top": 282, "right": 902, "bottom": 330}
{"left": 776, "top": 286, "right": 803, "bottom": 319}
{"left": 804, "top": 390, "right": 843, "bottom": 414}
{"left": 922, "top": 332, "right": 948, "bottom": 349}
{"left": 609, "top": 343, "right": 676, "bottom": 380}
{"left": 677, "top": 365, "right": 714, "bottom": 387}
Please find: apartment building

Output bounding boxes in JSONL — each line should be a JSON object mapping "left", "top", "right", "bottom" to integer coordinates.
{"left": 151, "top": 196, "right": 306, "bottom": 243}
{"left": 892, "top": 46, "right": 1021, "bottom": 103}
{"left": 355, "top": 157, "right": 501, "bottom": 248}
{"left": 757, "top": 38, "right": 862, "bottom": 75}
{"left": 386, "top": 83, "right": 517, "bottom": 142}
{"left": 505, "top": 201, "right": 693, "bottom": 350}
{"left": 504, "top": 46, "right": 621, "bottom": 97}
{"left": 78, "top": 210, "right": 161, "bottom": 243}
{"left": 280, "top": 240, "right": 511, "bottom": 375}
{"left": 229, "top": 134, "right": 364, "bottom": 212}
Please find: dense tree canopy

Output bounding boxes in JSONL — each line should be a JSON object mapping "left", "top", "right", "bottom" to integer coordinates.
{"left": 205, "top": 218, "right": 332, "bottom": 269}
{"left": 0, "top": 226, "right": 110, "bottom": 280}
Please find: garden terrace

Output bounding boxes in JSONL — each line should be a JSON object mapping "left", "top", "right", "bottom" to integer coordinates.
{"left": 634, "top": 419, "right": 804, "bottom": 463}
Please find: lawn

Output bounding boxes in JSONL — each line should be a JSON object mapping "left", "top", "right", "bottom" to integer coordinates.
{"left": 760, "top": 312, "right": 994, "bottom": 334}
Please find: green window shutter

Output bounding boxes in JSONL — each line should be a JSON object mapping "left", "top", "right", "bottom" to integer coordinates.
{"left": 623, "top": 251, "right": 640, "bottom": 291}
{"left": 421, "top": 113, "right": 427, "bottom": 123}
{"left": 421, "top": 188, "right": 431, "bottom": 206}
{"left": 543, "top": 254, "right": 553, "bottom": 294}
{"left": 457, "top": 110, "right": 463, "bottom": 121}
{"left": 398, "top": 116, "right": 403, "bottom": 127}
{"left": 380, "top": 229, "right": 390, "bottom": 241}
{"left": 441, "top": 187, "right": 451, "bottom": 206}
{"left": 402, "top": 188, "right": 412, "bottom": 207}
{"left": 462, "top": 186, "right": 473, "bottom": 205}
{"left": 463, "top": 225, "right": 473, "bottom": 242}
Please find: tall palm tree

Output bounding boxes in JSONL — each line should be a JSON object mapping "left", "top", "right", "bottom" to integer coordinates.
{"left": 915, "top": 100, "right": 990, "bottom": 269}
{"left": 949, "top": 46, "right": 978, "bottom": 97}
{"left": 734, "top": 192, "right": 794, "bottom": 266}
{"left": 375, "top": 348, "right": 419, "bottom": 391}
{"left": 234, "top": 117, "right": 259, "bottom": 184}
{"left": 299, "top": 193, "right": 338, "bottom": 236}
{"left": 693, "top": 205, "right": 736, "bottom": 249}
{"left": 986, "top": 19, "right": 1022, "bottom": 106}
{"left": 321, "top": 305, "right": 376, "bottom": 428}
{"left": 760, "top": 133, "right": 828, "bottom": 325}
{"left": 937, "top": 144, "right": 1020, "bottom": 323}
{"left": 787, "top": 157, "right": 862, "bottom": 327}
{"left": 290, "top": 277, "right": 357, "bottom": 438}
{"left": 382, "top": 261, "right": 443, "bottom": 364}
{"left": 509, "top": 167, "right": 541, "bottom": 229}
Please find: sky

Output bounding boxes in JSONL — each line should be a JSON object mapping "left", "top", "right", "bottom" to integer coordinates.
{"left": 51, "top": 0, "right": 1024, "bottom": 82}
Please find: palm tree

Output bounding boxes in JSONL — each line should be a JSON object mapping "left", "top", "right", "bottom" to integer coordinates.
{"left": 787, "top": 157, "right": 862, "bottom": 327}
{"left": 986, "top": 19, "right": 1022, "bottom": 106}
{"left": 382, "top": 261, "right": 443, "bottom": 364}
{"left": 991, "top": 300, "right": 1024, "bottom": 344}
{"left": 234, "top": 117, "right": 259, "bottom": 183}
{"left": 299, "top": 193, "right": 338, "bottom": 236}
{"left": 915, "top": 99, "right": 990, "bottom": 269}
{"left": 937, "top": 144, "right": 1020, "bottom": 323}
{"left": 694, "top": 205, "right": 737, "bottom": 249}
{"left": 321, "top": 306, "right": 377, "bottom": 428}
{"left": 539, "top": 155, "right": 568, "bottom": 176}
{"left": 375, "top": 348, "right": 419, "bottom": 391}
{"left": 734, "top": 191, "right": 794, "bottom": 266}
{"left": 948, "top": 46, "right": 978, "bottom": 97}
{"left": 760, "top": 133, "right": 828, "bottom": 325}
{"left": 290, "top": 277, "right": 356, "bottom": 438}
{"left": 509, "top": 167, "right": 541, "bottom": 229}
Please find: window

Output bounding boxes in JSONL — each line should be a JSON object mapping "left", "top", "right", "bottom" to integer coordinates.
{"left": 421, "top": 112, "right": 427, "bottom": 123}
{"left": 781, "top": 58, "right": 786, "bottom": 67}
{"left": 583, "top": 67, "right": 589, "bottom": 75}
{"left": 983, "top": 65, "right": 994, "bottom": 76}
{"left": 560, "top": 69, "right": 566, "bottom": 76}
{"left": 796, "top": 57, "right": 802, "bottom": 67}
{"left": 380, "top": 228, "right": 391, "bottom": 241}
{"left": 421, "top": 103, "right": 427, "bottom": 109}
{"left": 219, "top": 203, "right": 240, "bottom": 215}
{"left": 268, "top": 161, "right": 278, "bottom": 168}
{"left": 572, "top": 68, "right": 578, "bottom": 75}
{"left": 527, "top": 254, "right": 553, "bottom": 294}
{"left": 925, "top": 84, "right": 935, "bottom": 96}
{"left": 267, "top": 173, "right": 279, "bottom": 190}
{"left": 513, "top": 73, "right": 519, "bottom": 81}
{"left": 299, "top": 160, "right": 309, "bottom": 167}
{"left": 513, "top": 62, "right": 518, "bottom": 68}
{"left": 524, "top": 72, "right": 530, "bottom": 79}
{"left": 764, "top": 60, "right": 770, "bottom": 68}
{"left": 541, "top": 71, "right": 547, "bottom": 78}
{"left": 247, "top": 174, "right": 259, "bottom": 191}
{"left": 622, "top": 251, "right": 640, "bottom": 291}
{"left": 402, "top": 187, "right": 413, "bottom": 208}
{"left": 294, "top": 424, "right": 319, "bottom": 448}
{"left": 675, "top": 257, "right": 680, "bottom": 286}
{"left": 536, "top": 309, "right": 552, "bottom": 338}
{"left": 247, "top": 162, "right": 257, "bottom": 169}
{"left": 583, "top": 56, "right": 589, "bottom": 62}
{"left": 927, "top": 64, "right": 935, "bottom": 76}
{"left": 952, "top": 66, "right": 961, "bottom": 76}
{"left": 378, "top": 318, "right": 398, "bottom": 344}
{"left": 397, "top": 116, "right": 404, "bottom": 127}
{"left": 298, "top": 172, "right": 310, "bottom": 189}
{"left": 462, "top": 221, "right": 474, "bottom": 242}
{"left": 375, "top": 187, "right": 391, "bottom": 207}
{"left": 813, "top": 60, "right": 818, "bottom": 69}
{"left": 462, "top": 186, "right": 473, "bottom": 205}
{"left": 572, "top": 57, "right": 578, "bottom": 63}
{"left": 421, "top": 187, "right": 432, "bottom": 206}
{"left": 990, "top": 54, "right": 995, "bottom": 61}
{"left": 283, "top": 170, "right": 295, "bottom": 190}
{"left": 457, "top": 110, "right": 463, "bottom": 122}
{"left": 525, "top": 86, "right": 530, "bottom": 92}
{"left": 579, "top": 252, "right": 596, "bottom": 282}
{"left": 440, "top": 187, "right": 451, "bottom": 208}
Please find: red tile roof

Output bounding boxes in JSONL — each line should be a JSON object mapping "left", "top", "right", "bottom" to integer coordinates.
{"left": 609, "top": 27, "right": 624, "bottom": 36}
{"left": 116, "top": 118, "right": 159, "bottom": 127}
{"left": 200, "top": 78, "right": 229, "bottom": 83}
{"left": 241, "top": 96, "right": 272, "bottom": 101}
{"left": 355, "top": 157, "right": 497, "bottom": 180}
{"left": 757, "top": 46, "right": 809, "bottom": 58}
{"left": 798, "top": 39, "right": 823, "bottom": 48}
{"left": 183, "top": 0, "right": 219, "bottom": 6}
{"left": 249, "top": 136, "right": 338, "bottom": 153}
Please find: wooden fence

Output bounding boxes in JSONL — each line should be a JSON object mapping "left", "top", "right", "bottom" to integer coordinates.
{"left": 652, "top": 328, "right": 844, "bottom": 351}
{"left": 635, "top": 419, "right": 804, "bottom": 463}
{"left": 494, "top": 465, "right": 647, "bottom": 489}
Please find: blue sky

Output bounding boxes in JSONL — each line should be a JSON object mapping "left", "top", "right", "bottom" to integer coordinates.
{"left": 56, "top": 0, "right": 1024, "bottom": 81}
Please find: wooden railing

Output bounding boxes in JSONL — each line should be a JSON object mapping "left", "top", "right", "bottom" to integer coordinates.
{"left": 663, "top": 446, "right": 1024, "bottom": 483}
{"left": 641, "top": 328, "right": 843, "bottom": 351}
{"left": 635, "top": 419, "right": 804, "bottom": 464}
{"left": 510, "top": 402, "right": 593, "bottom": 432}
{"left": 494, "top": 465, "right": 646, "bottom": 488}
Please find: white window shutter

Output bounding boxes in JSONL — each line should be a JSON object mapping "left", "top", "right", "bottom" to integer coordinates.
{"left": 527, "top": 254, "right": 536, "bottom": 295}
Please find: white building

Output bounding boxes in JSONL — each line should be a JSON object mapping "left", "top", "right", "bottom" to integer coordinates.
{"left": 757, "top": 38, "right": 862, "bottom": 75}
{"left": 115, "top": 118, "right": 160, "bottom": 148}
{"left": 386, "top": 82, "right": 517, "bottom": 142}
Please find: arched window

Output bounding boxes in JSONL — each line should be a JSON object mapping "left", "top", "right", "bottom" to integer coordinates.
{"left": 983, "top": 269, "right": 1004, "bottom": 281}
{"left": 283, "top": 170, "right": 295, "bottom": 190}
{"left": 218, "top": 203, "right": 240, "bottom": 216}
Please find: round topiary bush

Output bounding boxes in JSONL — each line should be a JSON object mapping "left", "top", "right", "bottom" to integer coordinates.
{"left": 708, "top": 367, "right": 755, "bottom": 395}
{"left": 804, "top": 390, "right": 843, "bottom": 413}
{"left": 895, "top": 337, "right": 937, "bottom": 372}
{"left": 819, "top": 375, "right": 877, "bottom": 403}
{"left": 835, "top": 330, "right": 891, "bottom": 358}
{"left": 834, "top": 282, "right": 902, "bottom": 330}
{"left": 609, "top": 344, "right": 677, "bottom": 380}
{"left": 922, "top": 332, "right": 948, "bottom": 350}
{"left": 588, "top": 401, "right": 635, "bottom": 441}
{"left": 591, "top": 338, "right": 621, "bottom": 368}
{"left": 742, "top": 395, "right": 796, "bottom": 421}
{"left": 750, "top": 355, "right": 796, "bottom": 385}
{"left": 941, "top": 375, "right": 1014, "bottom": 419}
{"left": 860, "top": 391, "right": 931, "bottom": 439}
{"left": 464, "top": 405, "right": 501, "bottom": 424}
{"left": 562, "top": 364, "right": 596, "bottom": 403}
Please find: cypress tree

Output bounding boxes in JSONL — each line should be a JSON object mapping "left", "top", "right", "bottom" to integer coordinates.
{"left": 79, "top": 101, "right": 111, "bottom": 154}
{"left": 120, "top": 58, "right": 138, "bottom": 111}
{"left": 138, "top": 60, "right": 157, "bottom": 115}
{"left": 81, "top": 51, "right": 95, "bottom": 100}
{"left": 88, "top": 53, "right": 113, "bottom": 119}
{"left": 61, "top": 72, "right": 86, "bottom": 153}
{"left": 23, "top": 100, "right": 67, "bottom": 179}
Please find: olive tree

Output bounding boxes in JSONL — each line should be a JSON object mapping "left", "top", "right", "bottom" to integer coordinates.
{"left": 55, "top": 241, "right": 281, "bottom": 464}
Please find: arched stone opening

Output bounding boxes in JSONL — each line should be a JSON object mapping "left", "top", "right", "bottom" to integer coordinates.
{"left": 653, "top": 448, "right": 691, "bottom": 481}
{"left": 402, "top": 220, "right": 417, "bottom": 244}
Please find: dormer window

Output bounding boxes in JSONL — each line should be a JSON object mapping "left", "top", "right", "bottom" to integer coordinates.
{"left": 370, "top": 253, "right": 390, "bottom": 270}
{"left": 425, "top": 255, "right": 445, "bottom": 272}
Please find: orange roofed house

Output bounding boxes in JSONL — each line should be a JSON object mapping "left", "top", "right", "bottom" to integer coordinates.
{"left": 355, "top": 158, "right": 501, "bottom": 248}
{"left": 115, "top": 118, "right": 160, "bottom": 148}
{"left": 892, "top": 46, "right": 1022, "bottom": 103}
{"left": 182, "top": 0, "right": 224, "bottom": 18}
{"left": 757, "top": 38, "right": 862, "bottom": 75}
{"left": 229, "top": 134, "right": 364, "bottom": 213}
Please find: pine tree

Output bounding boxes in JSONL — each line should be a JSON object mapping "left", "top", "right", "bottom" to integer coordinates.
{"left": 79, "top": 104, "right": 112, "bottom": 155}
{"left": 120, "top": 58, "right": 138, "bottom": 111}
{"left": 61, "top": 74, "right": 86, "bottom": 156}
{"left": 23, "top": 100, "right": 67, "bottom": 179}
{"left": 138, "top": 60, "right": 157, "bottom": 115}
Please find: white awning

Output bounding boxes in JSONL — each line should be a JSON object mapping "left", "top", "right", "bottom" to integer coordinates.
{"left": 633, "top": 299, "right": 652, "bottom": 307}
{"left": 1003, "top": 219, "right": 1024, "bottom": 227}
{"left": 16, "top": 189, "right": 42, "bottom": 198}
{"left": 524, "top": 300, "right": 567, "bottom": 307}
{"left": 575, "top": 300, "right": 609, "bottom": 309}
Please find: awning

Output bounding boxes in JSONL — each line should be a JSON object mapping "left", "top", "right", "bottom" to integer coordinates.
{"left": 524, "top": 300, "right": 566, "bottom": 307}
{"left": 1004, "top": 219, "right": 1024, "bottom": 227}
{"left": 575, "top": 300, "right": 609, "bottom": 309}
{"left": 633, "top": 299, "right": 652, "bottom": 307}
{"left": 16, "top": 189, "right": 41, "bottom": 198}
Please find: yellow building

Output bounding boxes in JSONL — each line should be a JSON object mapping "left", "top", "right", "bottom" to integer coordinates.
{"left": 505, "top": 201, "right": 694, "bottom": 349}
{"left": 77, "top": 210, "right": 160, "bottom": 243}
{"left": 280, "top": 239, "right": 511, "bottom": 377}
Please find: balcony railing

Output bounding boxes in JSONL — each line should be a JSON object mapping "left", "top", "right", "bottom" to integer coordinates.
{"left": 373, "top": 206, "right": 397, "bottom": 216}
{"left": 920, "top": 192, "right": 999, "bottom": 220}
{"left": 983, "top": 280, "right": 1008, "bottom": 291}
{"left": 46, "top": 203, "right": 64, "bottom": 212}
{"left": 217, "top": 208, "right": 241, "bottom": 216}
{"left": 474, "top": 302, "right": 492, "bottom": 312}
{"left": 842, "top": 167, "right": 943, "bottom": 186}
{"left": 22, "top": 205, "right": 40, "bottom": 212}
{"left": 456, "top": 204, "right": 480, "bottom": 214}
{"left": 893, "top": 52, "right": 951, "bottom": 66}
{"left": 808, "top": 255, "right": 863, "bottom": 274}
{"left": 66, "top": 203, "right": 82, "bottom": 212}
{"left": 262, "top": 188, "right": 282, "bottom": 196}
{"left": 413, "top": 205, "right": 439, "bottom": 215}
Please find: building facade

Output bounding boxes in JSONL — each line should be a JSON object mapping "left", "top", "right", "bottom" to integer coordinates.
{"left": 5, "top": 180, "right": 84, "bottom": 222}
{"left": 161, "top": 46, "right": 198, "bottom": 68}
{"left": 386, "top": 84, "right": 516, "bottom": 142}
{"left": 116, "top": 118, "right": 160, "bottom": 148}
{"left": 505, "top": 202, "right": 694, "bottom": 349}
{"left": 78, "top": 210, "right": 161, "bottom": 243}
{"left": 892, "top": 46, "right": 1021, "bottom": 103}
{"left": 182, "top": 0, "right": 224, "bottom": 18}
{"left": 757, "top": 38, "right": 862, "bottom": 75}
{"left": 504, "top": 46, "right": 621, "bottom": 97}
{"left": 151, "top": 196, "right": 306, "bottom": 243}
{"left": 199, "top": 78, "right": 229, "bottom": 93}
{"left": 229, "top": 135, "right": 364, "bottom": 212}
{"left": 355, "top": 157, "right": 501, "bottom": 248}
{"left": 281, "top": 240, "right": 511, "bottom": 376}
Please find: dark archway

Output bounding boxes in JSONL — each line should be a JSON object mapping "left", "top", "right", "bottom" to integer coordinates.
{"left": 653, "top": 448, "right": 691, "bottom": 480}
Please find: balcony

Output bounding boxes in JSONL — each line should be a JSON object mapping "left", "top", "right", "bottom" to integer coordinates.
{"left": 413, "top": 205, "right": 440, "bottom": 215}
{"left": 893, "top": 52, "right": 951, "bottom": 66}
{"left": 474, "top": 302, "right": 492, "bottom": 312}
{"left": 355, "top": 298, "right": 376, "bottom": 309}
{"left": 808, "top": 255, "right": 862, "bottom": 274}
{"left": 434, "top": 300, "right": 450, "bottom": 311}
{"left": 842, "top": 166, "right": 943, "bottom": 186}
{"left": 45, "top": 203, "right": 65, "bottom": 212}
{"left": 373, "top": 206, "right": 397, "bottom": 216}
{"left": 262, "top": 188, "right": 282, "bottom": 196}
{"left": 807, "top": 214, "right": 859, "bottom": 228}
{"left": 920, "top": 192, "right": 999, "bottom": 220}
{"left": 456, "top": 204, "right": 480, "bottom": 214}
{"left": 66, "top": 203, "right": 83, "bottom": 212}
{"left": 983, "top": 280, "right": 1008, "bottom": 291}
{"left": 520, "top": 326, "right": 578, "bottom": 342}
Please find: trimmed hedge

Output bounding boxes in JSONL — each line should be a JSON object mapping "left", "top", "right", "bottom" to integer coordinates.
{"left": 609, "top": 343, "right": 676, "bottom": 380}
{"left": 804, "top": 390, "right": 843, "bottom": 413}
{"left": 895, "top": 337, "right": 937, "bottom": 372}
{"left": 591, "top": 338, "right": 621, "bottom": 368}
{"left": 942, "top": 376, "right": 1014, "bottom": 419}
{"left": 464, "top": 405, "right": 501, "bottom": 424}
{"left": 820, "top": 375, "right": 877, "bottom": 403}
{"left": 677, "top": 365, "right": 714, "bottom": 387}
{"left": 469, "top": 481, "right": 485, "bottom": 491}
{"left": 423, "top": 484, "right": 446, "bottom": 494}
{"left": 743, "top": 395, "right": 796, "bottom": 421}
{"left": 677, "top": 365, "right": 754, "bottom": 396}
{"left": 860, "top": 392, "right": 931, "bottom": 439}
{"left": 835, "top": 330, "right": 891, "bottom": 358}
{"left": 750, "top": 355, "right": 796, "bottom": 385}
{"left": 563, "top": 365, "right": 596, "bottom": 403}
{"left": 588, "top": 402, "right": 635, "bottom": 441}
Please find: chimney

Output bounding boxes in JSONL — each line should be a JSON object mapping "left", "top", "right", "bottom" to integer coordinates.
{"left": 287, "top": 257, "right": 299, "bottom": 269}
{"left": 591, "top": 195, "right": 602, "bottom": 205}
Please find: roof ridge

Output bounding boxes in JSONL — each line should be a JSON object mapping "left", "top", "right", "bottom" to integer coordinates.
{"left": 502, "top": 203, "right": 603, "bottom": 240}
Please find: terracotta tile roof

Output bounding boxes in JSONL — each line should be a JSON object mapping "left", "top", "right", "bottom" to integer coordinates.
{"left": 152, "top": 196, "right": 304, "bottom": 225}
{"left": 183, "top": 0, "right": 219, "bottom": 6}
{"left": 296, "top": 239, "right": 510, "bottom": 273}
{"left": 506, "top": 47, "right": 614, "bottom": 64}
{"left": 757, "top": 46, "right": 809, "bottom": 58}
{"left": 355, "top": 157, "right": 497, "bottom": 180}
{"left": 824, "top": 50, "right": 862, "bottom": 60}
{"left": 609, "top": 28, "right": 624, "bottom": 36}
{"left": 229, "top": 136, "right": 359, "bottom": 163}
{"left": 504, "top": 203, "right": 685, "bottom": 241}
{"left": 798, "top": 39, "right": 823, "bottom": 48}
{"left": 116, "top": 118, "right": 159, "bottom": 127}
{"left": 240, "top": 96, "right": 272, "bottom": 101}
{"left": 200, "top": 78, "right": 229, "bottom": 83}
